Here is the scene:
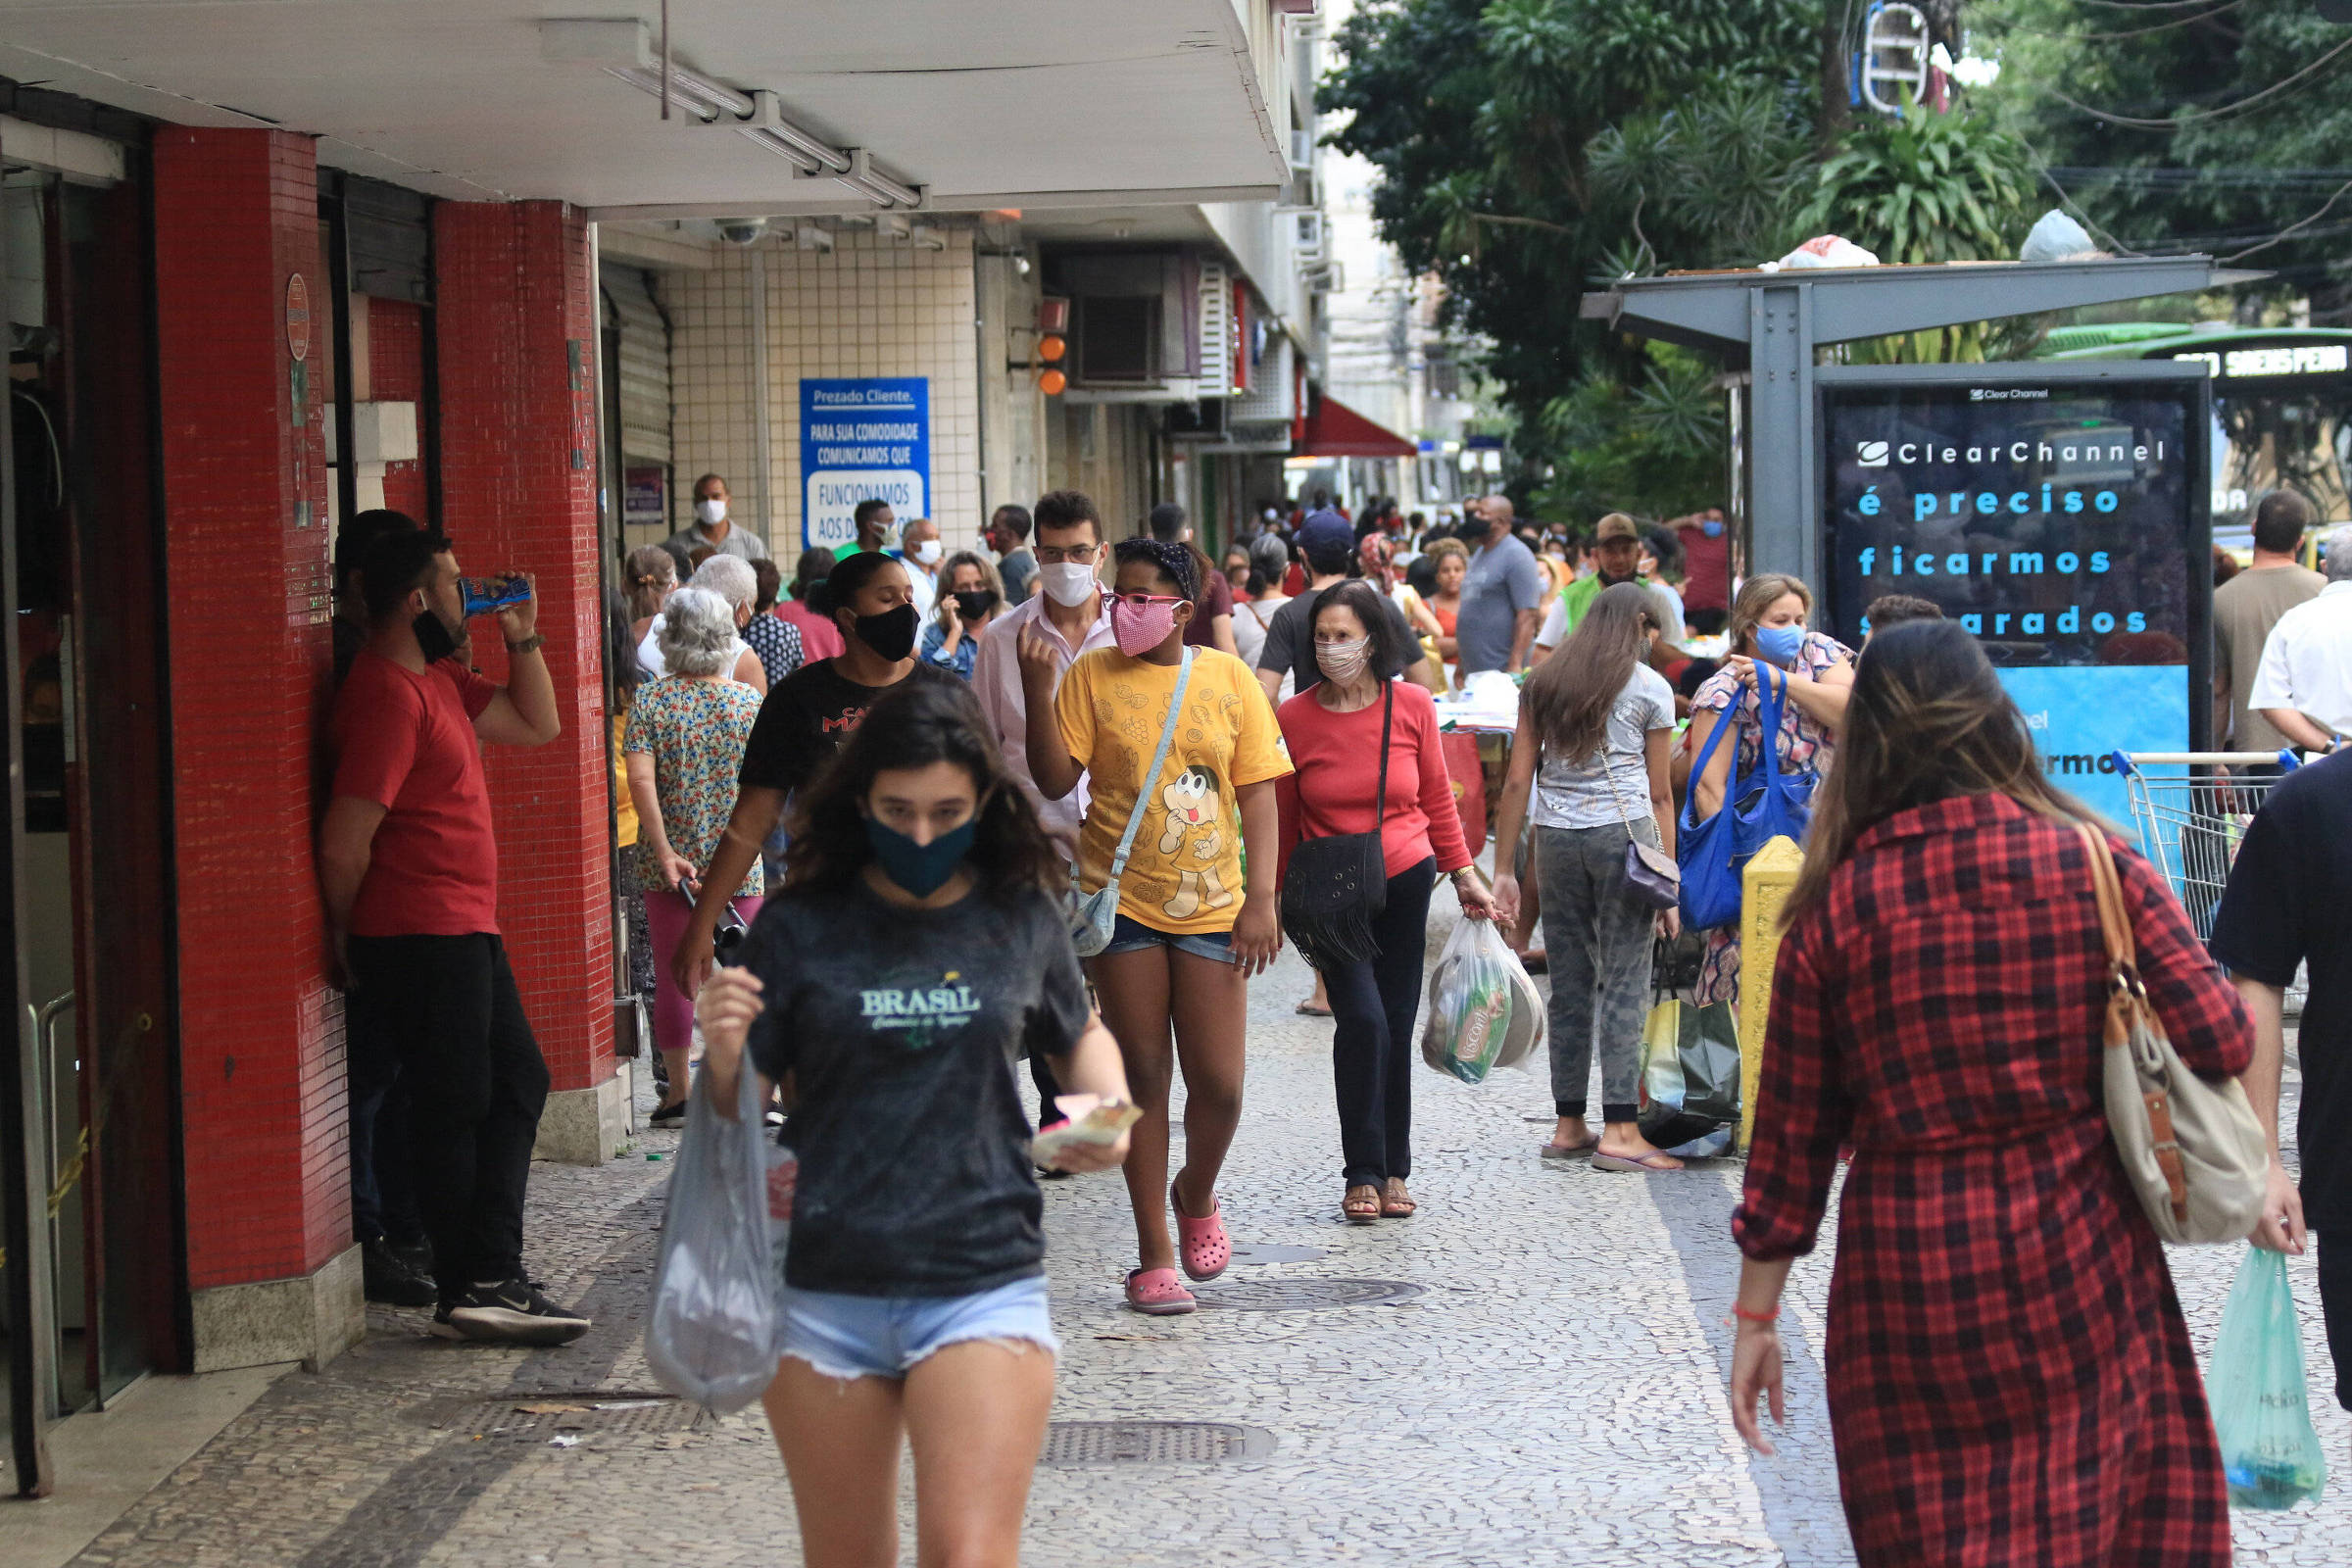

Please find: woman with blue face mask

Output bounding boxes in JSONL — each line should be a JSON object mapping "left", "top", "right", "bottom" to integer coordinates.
{"left": 1673, "top": 573, "right": 1855, "bottom": 1008}
{"left": 694, "top": 676, "right": 1133, "bottom": 1568}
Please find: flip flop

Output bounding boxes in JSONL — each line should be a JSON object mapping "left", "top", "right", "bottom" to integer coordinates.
{"left": 1171, "top": 1180, "right": 1232, "bottom": 1280}
{"left": 1296, "top": 1001, "right": 1333, "bottom": 1017}
{"left": 1343, "top": 1185, "right": 1381, "bottom": 1224}
{"left": 1125, "top": 1267, "right": 1196, "bottom": 1316}
{"left": 1592, "top": 1150, "right": 1686, "bottom": 1173}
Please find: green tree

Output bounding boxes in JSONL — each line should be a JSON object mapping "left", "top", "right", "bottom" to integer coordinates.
{"left": 1320, "top": 0, "right": 1822, "bottom": 492}
{"left": 1801, "top": 100, "right": 2037, "bottom": 360}
{"left": 1976, "top": 1, "right": 2352, "bottom": 316}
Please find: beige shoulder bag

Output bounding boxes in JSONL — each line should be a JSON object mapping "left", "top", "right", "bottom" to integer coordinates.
{"left": 2077, "top": 821, "right": 2267, "bottom": 1246}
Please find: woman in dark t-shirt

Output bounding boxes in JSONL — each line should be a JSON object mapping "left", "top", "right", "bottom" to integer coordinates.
{"left": 696, "top": 679, "right": 1132, "bottom": 1567}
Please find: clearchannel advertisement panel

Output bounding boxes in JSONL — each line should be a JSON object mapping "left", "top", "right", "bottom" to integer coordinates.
{"left": 1821, "top": 376, "right": 2207, "bottom": 826}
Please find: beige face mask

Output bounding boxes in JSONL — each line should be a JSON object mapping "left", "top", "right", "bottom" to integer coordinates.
{"left": 1314, "top": 635, "right": 1372, "bottom": 683}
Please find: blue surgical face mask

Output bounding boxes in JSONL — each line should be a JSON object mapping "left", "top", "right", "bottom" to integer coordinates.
{"left": 1753, "top": 622, "right": 1805, "bottom": 668}
{"left": 863, "top": 812, "right": 977, "bottom": 897}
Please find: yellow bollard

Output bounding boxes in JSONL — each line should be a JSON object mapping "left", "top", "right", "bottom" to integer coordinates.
{"left": 1737, "top": 836, "right": 1804, "bottom": 1153}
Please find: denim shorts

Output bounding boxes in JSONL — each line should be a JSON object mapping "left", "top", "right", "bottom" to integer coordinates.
{"left": 1098, "top": 912, "right": 1236, "bottom": 963}
{"left": 777, "top": 1274, "right": 1058, "bottom": 1382}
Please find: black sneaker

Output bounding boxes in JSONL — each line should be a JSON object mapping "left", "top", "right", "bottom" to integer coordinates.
{"left": 428, "top": 1298, "right": 467, "bottom": 1341}
{"left": 648, "top": 1098, "right": 687, "bottom": 1126}
{"left": 446, "top": 1280, "right": 592, "bottom": 1347}
{"left": 362, "top": 1237, "right": 438, "bottom": 1308}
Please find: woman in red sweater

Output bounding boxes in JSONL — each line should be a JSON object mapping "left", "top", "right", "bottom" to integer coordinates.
{"left": 1276, "top": 580, "right": 1498, "bottom": 1222}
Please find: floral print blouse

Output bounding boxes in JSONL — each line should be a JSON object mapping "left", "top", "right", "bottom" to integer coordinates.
{"left": 622, "top": 675, "right": 765, "bottom": 898}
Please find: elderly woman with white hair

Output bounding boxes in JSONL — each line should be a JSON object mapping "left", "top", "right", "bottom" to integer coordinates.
{"left": 636, "top": 554, "right": 768, "bottom": 694}
{"left": 623, "top": 587, "right": 768, "bottom": 1121}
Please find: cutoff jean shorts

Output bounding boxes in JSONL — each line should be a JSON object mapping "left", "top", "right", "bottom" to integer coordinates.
{"left": 778, "top": 1275, "right": 1059, "bottom": 1382}
{"left": 1098, "top": 912, "right": 1236, "bottom": 964}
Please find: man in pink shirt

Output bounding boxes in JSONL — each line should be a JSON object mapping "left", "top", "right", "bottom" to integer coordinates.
{"left": 972, "top": 490, "right": 1114, "bottom": 861}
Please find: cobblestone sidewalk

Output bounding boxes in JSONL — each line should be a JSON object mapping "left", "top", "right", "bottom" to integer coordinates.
{"left": 66, "top": 902, "right": 2352, "bottom": 1566}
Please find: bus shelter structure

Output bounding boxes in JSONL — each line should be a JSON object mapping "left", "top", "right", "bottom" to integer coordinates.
{"left": 1577, "top": 257, "right": 2233, "bottom": 583}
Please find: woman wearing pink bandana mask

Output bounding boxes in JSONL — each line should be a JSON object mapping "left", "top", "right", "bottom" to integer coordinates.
{"left": 1018, "top": 537, "right": 1293, "bottom": 1316}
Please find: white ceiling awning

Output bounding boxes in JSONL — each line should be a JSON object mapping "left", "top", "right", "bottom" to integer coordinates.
{"left": 0, "top": 1, "right": 1290, "bottom": 214}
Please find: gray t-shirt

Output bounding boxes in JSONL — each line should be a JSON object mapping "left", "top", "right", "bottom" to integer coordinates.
{"left": 741, "top": 879, "right": 1090, "bottom": 1297}
{"left": 1457, "top": 534, "right": 1546, "bottom": 674}
{"left": 663, "top": 520, "right": 770, "bottom": 562}
{"left": 1531, "top": 665, "right": 1677, "bottom": 833}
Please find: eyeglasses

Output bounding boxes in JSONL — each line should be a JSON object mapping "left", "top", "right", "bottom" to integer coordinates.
{"left": 1034, "top": 544, "right": 1101, "bottom": 564}
{"left": 1108, "top": 592, "right": 1186, "bottom": 609}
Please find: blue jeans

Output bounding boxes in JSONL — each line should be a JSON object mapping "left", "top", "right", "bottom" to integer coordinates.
{"left": 778, "top": 1275, "right": 1058, "bottom": 1382}
{"left": 1098, "top": 912, "right": 1236, "bottom": 964}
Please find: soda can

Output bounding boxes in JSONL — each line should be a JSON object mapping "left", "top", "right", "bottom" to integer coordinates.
{"left": 459, "top": 574, "right": 530, "bottom": 619}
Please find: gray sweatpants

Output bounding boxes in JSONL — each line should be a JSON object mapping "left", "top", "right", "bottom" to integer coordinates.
{"left": 1536, "top": 822, "right": 1654, "bottom": 1123}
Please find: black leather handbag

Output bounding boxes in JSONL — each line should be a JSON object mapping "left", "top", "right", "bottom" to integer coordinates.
{"left": 1279, "top": 685, "right": 1393, "bottom": 974}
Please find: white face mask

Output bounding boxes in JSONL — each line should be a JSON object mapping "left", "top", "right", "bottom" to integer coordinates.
{"left": 1039, "top": 562, "right": 1102, "bottom": 608}
{"left": 911, "top": 538, "right": 944, "bottom": 566}
{"left": 695, "top": 497, "right": 727, "bottom": 526}
{"left": 1315, "top": 635, "right": 1373, "bottom": 684}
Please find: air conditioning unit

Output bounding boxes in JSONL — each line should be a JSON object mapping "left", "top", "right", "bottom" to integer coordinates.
{"left": 1294, "top": 211, "right": 1325, "bottom": 255}
{"left": 1052, "top": 252, "right": 1194, "bottom": 389}
{"left": 1197, "top": 262, "right": 1233, "bottom": 393}
{"left": 1290, "top": 128, "right": 1314, "bottom": 172}
{"left": 1164, "top": 399, "right": 1230, "bottom": 441}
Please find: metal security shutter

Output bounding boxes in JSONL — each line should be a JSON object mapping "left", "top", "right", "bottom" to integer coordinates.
{"left": 602, "top": 266, "right": 671, "bottom": 466}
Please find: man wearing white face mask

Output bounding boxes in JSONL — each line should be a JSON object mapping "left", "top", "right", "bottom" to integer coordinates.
{"left": 895, "top": 516, "right": 944, "bottom": 620}
{"left": 972, "top": 489, "right": 1114, "bottom": 861}
{"left": 664, "top": 472, "right": 769, "bottom": 562}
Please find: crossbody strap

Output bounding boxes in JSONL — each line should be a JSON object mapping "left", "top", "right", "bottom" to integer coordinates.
{"left": 1597, "top": 720, "right": 1659, "bottom": 847}
{"left": 1372, "top": 682, "right": 1393, "bottom": 832}
{"left": 1101, "top": 647, "right": 1195, "bottom": 886}
{"left": 2074, "top": 820, "right": 2137, "bottom": 971}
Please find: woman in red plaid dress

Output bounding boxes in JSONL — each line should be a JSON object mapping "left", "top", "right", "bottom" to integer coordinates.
{"left": 1727, "top": 622, "right": 2249, "bottom": 1567}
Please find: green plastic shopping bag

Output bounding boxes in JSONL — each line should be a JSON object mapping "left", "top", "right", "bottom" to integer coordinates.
{"left": 2207, "top": 1248, "right": 2328, "bottom": 1510}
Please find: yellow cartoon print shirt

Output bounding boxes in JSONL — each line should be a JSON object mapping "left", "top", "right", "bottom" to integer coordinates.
{"left": 1054, "top": 646, "right": 1292, "bottom": 935}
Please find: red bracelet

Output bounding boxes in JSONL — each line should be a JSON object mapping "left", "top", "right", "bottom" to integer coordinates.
{"left": 1733, "top": 1303, "right": 1780, "bottom": 1324}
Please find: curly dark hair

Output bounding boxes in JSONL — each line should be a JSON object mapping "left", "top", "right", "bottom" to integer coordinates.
{"left": 1113, "top": 536, "right": 1200, "bottom": 602}
{"left": 781, "top": 678, "right": 1060, "bottom": 899}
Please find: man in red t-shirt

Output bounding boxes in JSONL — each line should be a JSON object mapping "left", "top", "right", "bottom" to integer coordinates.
{"left": 1670, "top": 508, "right": 1732, "bottom": 634}
{"left": 320, "top": 530, "right": 586, "bottom": 1348}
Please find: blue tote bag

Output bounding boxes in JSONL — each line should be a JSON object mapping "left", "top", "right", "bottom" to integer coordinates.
{"left": 1678, "top": 662, "right": 1817, "bottom": 932}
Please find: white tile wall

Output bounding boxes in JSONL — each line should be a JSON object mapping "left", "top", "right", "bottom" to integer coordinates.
{"left": 667, "top": 229, "right": 981, "bottom": 570}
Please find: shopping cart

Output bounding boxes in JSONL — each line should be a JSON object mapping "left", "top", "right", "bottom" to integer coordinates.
{"left": 2113, "top": 751, "right": 2305, "bottom": 1010}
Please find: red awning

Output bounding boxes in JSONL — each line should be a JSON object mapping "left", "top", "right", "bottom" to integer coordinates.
{"left": 1296, "top": 394, "right": 1417, "bottom": 459}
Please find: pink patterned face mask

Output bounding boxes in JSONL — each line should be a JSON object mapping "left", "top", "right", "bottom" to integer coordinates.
{"left": 1109, "top": 595, "right": 1182, "bottom": 656}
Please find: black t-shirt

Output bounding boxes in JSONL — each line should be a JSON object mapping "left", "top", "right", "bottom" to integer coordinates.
{"left": 736, "top": 658, "right": 962, "bottom": 793}
{"left": 741, "top": 879, "right": 1090, "bottom": 1297}
{"left": 1256, "top": 583, "right": 1421, "bottom": 692}
{"left": 2209, "top": 750, "right": 2352, "bottom": 1226}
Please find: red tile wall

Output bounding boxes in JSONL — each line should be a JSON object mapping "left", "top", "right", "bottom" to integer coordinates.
{"left": 367, "top": 296, "right": 429, "bottom": 519}
{"left": 152, "top": 127, "right": 349, "bottom": 1290}
{"left": 432, "top": 201, "right": 613, "bottom": 1094}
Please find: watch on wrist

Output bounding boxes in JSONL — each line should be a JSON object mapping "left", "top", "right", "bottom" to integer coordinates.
{"left": 505, "top": 633, "right": 547, "bottom": 655}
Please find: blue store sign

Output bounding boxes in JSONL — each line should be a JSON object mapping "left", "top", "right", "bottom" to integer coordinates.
{"left": 801, "top": 376, "right": 929, "bottom": 552}
{"left": 1818, "top": 365, "right": 2212, "bottom": 826}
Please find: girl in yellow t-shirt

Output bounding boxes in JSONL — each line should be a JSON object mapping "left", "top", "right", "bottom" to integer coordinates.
{"left": 1018, "top": 535, "right": 1291, "bottom": 1317}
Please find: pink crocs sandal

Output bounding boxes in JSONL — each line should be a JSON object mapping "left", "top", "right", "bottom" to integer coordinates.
{"left": 1171, "top": 1179, "right": 1231, "bottom": 1281}
{"left": 1125, "top": 1267, "right": 1196, "bottom": 1316}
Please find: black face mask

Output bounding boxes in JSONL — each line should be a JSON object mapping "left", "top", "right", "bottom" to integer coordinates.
{"left": 414, "top": 607, "right": 463, "bottom": 662}
{"left": 852, "top": 602, "right": 919, "bottom": 662}
{"left": 952, "top": 589, "right": 998, "bottom": 623}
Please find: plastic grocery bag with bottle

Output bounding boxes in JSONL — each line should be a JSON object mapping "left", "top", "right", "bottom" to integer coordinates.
{"left": 2207, "top": 1247, "right": 2328, "bottom": 1510}
{"left": 1419, "top": 916, "right": 1544, "bottom": 1085}
{"left": 645, "top": 1062, "right": 784, "bottom": 1416}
